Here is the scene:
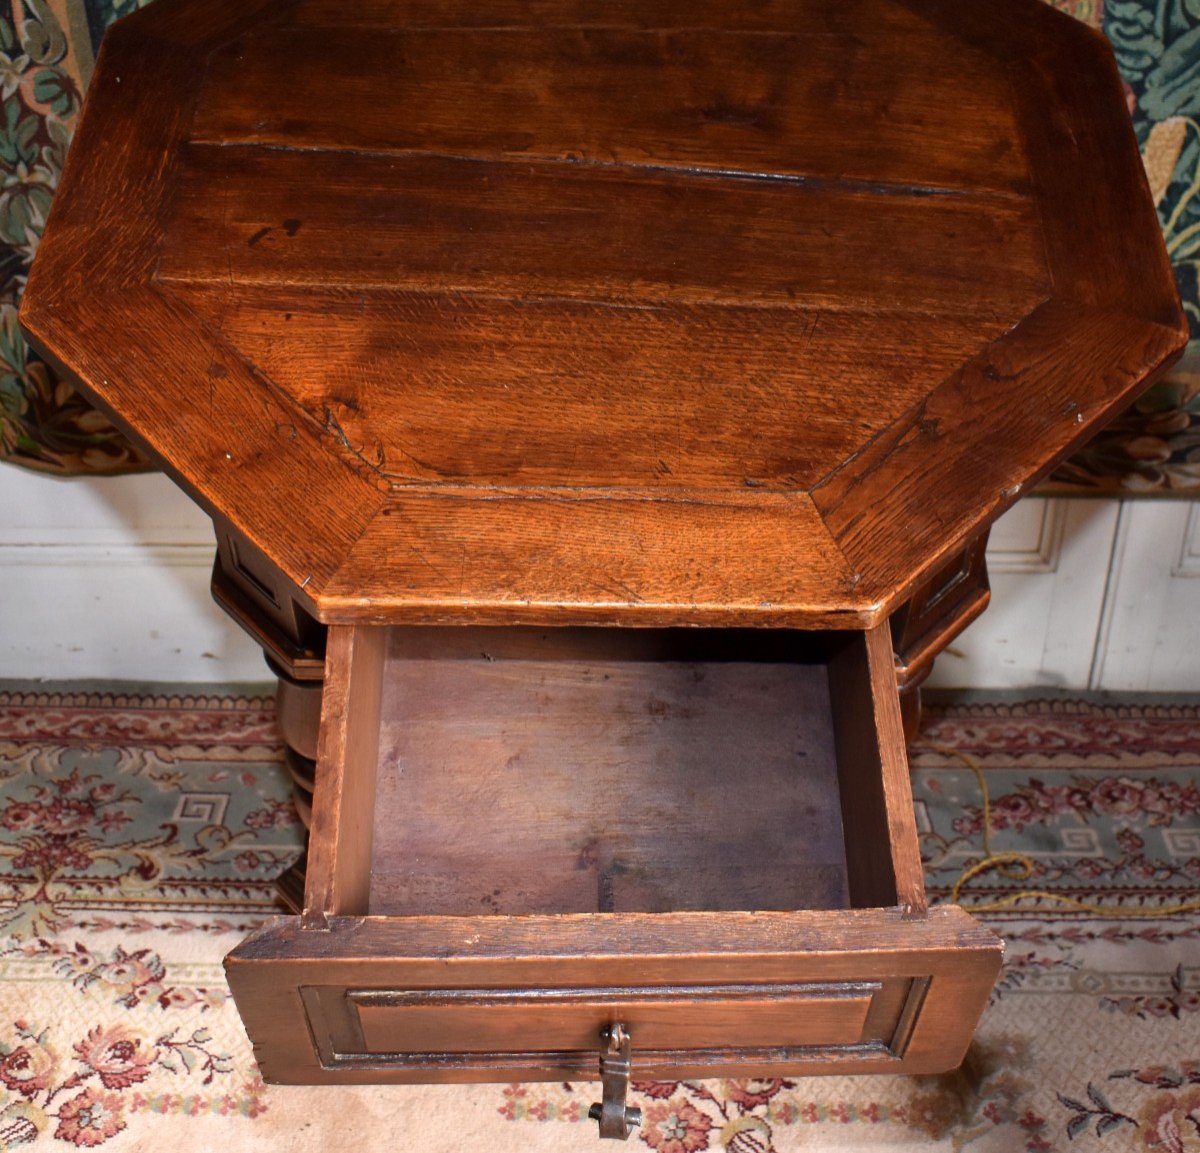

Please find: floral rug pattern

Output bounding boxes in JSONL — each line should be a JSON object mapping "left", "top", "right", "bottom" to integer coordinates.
{"left": 0, "top": 688, "right": 294, "bottom": 1148}
{"left": 0, "top": 0, "right": 1197, "bottom": 489}
{"left": 0, "top": 688, "right": 1198, "bottom": 1150}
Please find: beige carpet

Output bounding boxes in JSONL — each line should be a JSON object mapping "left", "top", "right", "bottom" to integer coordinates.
{"left": 1, "top": 688, "right": 1198, "bottom": 1151}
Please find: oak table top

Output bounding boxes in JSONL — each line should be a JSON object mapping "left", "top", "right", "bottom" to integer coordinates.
{"left": 22, "top": 0, "right": 1187, "bottom": 629}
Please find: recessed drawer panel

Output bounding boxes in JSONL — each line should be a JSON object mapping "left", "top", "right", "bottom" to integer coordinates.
{"left": 350, "top": 982, "right": 877, "bottom": 1053}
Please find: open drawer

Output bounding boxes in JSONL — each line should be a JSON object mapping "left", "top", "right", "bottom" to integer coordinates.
{"left": 226, "top": 622, "right": 1001, "bottom": 1085}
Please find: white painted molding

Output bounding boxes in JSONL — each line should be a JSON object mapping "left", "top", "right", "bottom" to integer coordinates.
{"left": 0, "top": 469, "right": 214, "bottom": 544}
{"left": 984, "top": 499, "right": 1067, "bottom": 575}
{"left": 1171, "top": 502, "right": 1200, "bottom": 579}
{"left": 0, "top": 543, "right": 212, "bottom": 568}
{"left": 1093, "top": 501, "right": 1200, "bottom": 691}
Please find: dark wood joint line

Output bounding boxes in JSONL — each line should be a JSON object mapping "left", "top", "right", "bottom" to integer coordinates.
{"left": 886, "top": 976, "right": 933, "bottom": 1059}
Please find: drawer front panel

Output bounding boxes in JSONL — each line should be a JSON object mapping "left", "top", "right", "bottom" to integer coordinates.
{"left": 355, "top": 983, "right": 875, "bottom": 1053}
{"left": 226, "top": 907, "right": 1003, "bottom": 1083}
{"left": 299, "top": 977, "right": 926, "bottom": 1073}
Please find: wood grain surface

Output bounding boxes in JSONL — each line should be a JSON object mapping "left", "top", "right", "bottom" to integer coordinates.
{"left": 303, "top": 625, "right": 385, "bottom": 928}
{"left": 225, "top": 904, "right": 1002, "bottom": 1082}
{"left": 349, "top": 981, "right": 879, "bottom": 1053}
{"left": 21, "top": 0, "right": 1187, "bottom": 627}
{"left": 193, "top": 19, "right": 1027, "bottom": 193}
{"left": 369, "top": 648, "right": 849, "bottom": 916}
{"left": 161, "top": 283, "right": 1016, "bottom": 493}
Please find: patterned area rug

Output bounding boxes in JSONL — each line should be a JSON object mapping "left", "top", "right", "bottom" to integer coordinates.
{"left": 0, "top": 687, "right": 1198, "bottom": 1151}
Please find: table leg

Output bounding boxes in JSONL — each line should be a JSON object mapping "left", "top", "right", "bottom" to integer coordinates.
{"left": 899, "top": 681, "right": 923, "bottom": 744}
{"left": 208, "top": 530, "right": 328, "bottom": 909}
{"left": 273, "top": 665, "right": 322, "bottom": 910}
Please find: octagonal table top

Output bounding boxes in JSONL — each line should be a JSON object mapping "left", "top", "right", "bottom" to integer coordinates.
{"left": 21, "top": 0, "right": 1187, "bottom": 628}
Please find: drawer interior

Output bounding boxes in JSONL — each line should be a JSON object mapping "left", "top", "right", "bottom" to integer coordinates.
{"left": 372, "top": 637, "right": 847, "bottom": 916}
{"left": 304, "top": 623, "right": 925, "bottom": 923}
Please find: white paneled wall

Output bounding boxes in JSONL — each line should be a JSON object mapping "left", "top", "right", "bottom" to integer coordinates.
{"left": 1092, "top": 501, "right": 1200, "bottom": 691}
{"left": 2, "top": 468, "right": 1199, "bottom": 688}
{"left": 925, "top": 499, "right": 1120, "bottom": 690}
{"left": 0, "top": 468, "right": 263, "bottom": 681}
{"left": 930, "top": 496, "right": 1200, "bottom": 691}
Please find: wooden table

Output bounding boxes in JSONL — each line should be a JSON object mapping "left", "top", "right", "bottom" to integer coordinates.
{"left": 22, "top": 0, "right": 1186, "bottom": 1137}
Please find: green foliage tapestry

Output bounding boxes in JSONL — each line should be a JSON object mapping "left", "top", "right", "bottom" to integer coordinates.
{"left": 1050, "top": 0, "right": 1200, "bottom": 492}
{"left": 0, "top": 0, "right": 1197, "bottom": 487}
{"left": 1, "top": 0, "right": 151, "bottom": 473}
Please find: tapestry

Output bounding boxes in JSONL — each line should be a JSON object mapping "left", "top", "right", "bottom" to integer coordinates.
{"left": 1047, "top": 0, "right": 1200, "bottom": 493}
{"left": 0, "top": 687, "right": 1197, "bottom": 1150}
{"left": 0, "top": 0, "right": 1197, "bottom": 488}
{"left": 0, "top": 0, "right": 152, "bottom": 474}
